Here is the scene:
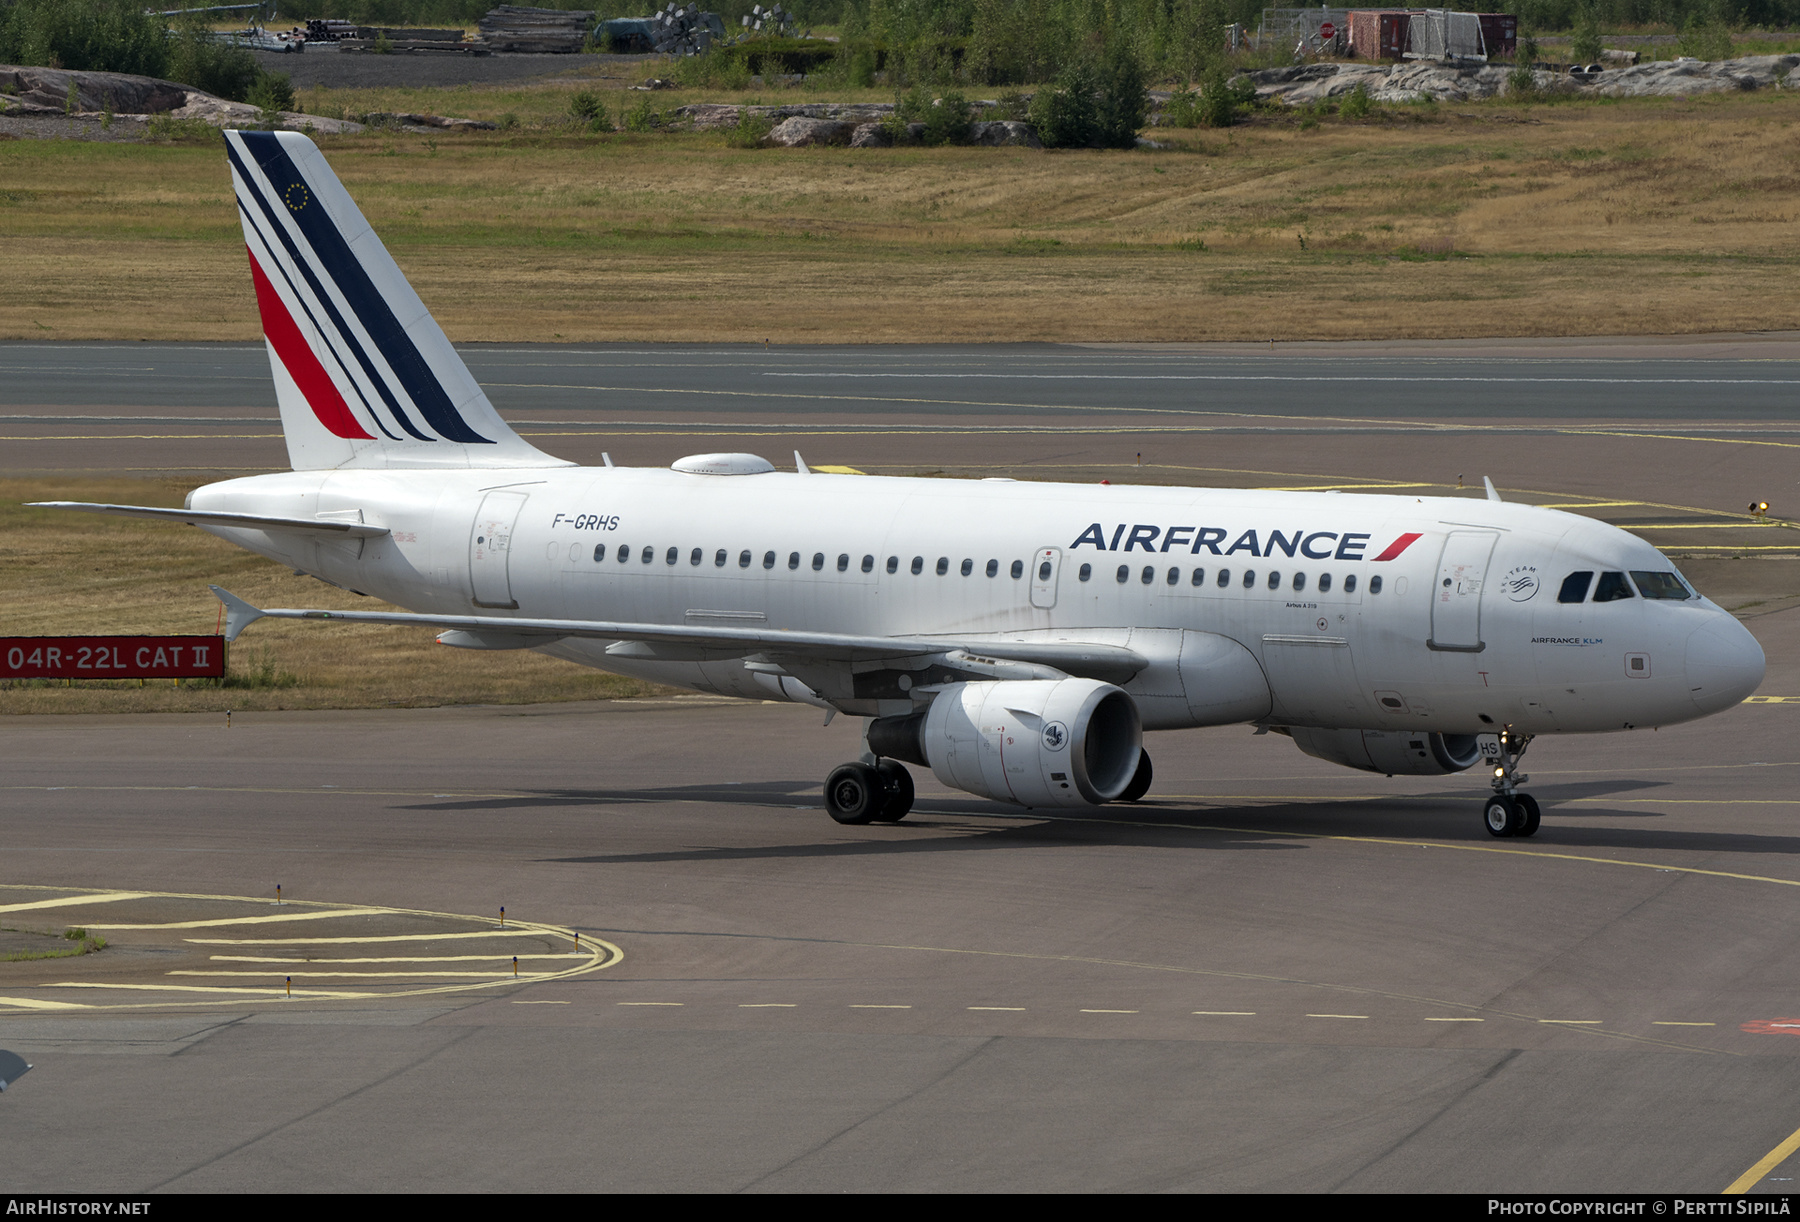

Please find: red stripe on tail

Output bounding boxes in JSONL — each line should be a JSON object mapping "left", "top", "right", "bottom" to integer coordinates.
{"left": 1371, "top": 532, "right": 1423, "bottom": 562}
{"left": 246, "top": 247, "right": 374, "bottom": 441}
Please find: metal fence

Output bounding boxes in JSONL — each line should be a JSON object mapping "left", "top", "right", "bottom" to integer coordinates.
{"left": 1404, "top": 9, "right": 1487, "bottom": 60}
{"left": 1257, "top": 7, "right": 1350, "bottom": 54}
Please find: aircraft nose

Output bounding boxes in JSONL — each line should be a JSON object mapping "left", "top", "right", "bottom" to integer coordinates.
{"left": 1686, "top": 614, "right": 1766, "bottom": 715}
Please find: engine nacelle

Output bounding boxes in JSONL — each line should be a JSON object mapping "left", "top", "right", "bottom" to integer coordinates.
{"left": 1288, "top": 727, "right": 1482, "bottom": 776}
{"left": 869, "top": 679, "right": 1142, "bottom": 808}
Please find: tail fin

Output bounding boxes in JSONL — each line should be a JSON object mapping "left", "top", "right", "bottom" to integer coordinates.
{"left": 225, "top": 130, "right": 568, "bottom": 472}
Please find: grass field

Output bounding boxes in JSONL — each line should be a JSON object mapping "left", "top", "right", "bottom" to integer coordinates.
{"left": 3, "top": 86, "right": 1799, "bottom": 343}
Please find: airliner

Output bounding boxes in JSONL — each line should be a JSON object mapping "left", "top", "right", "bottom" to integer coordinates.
{"left": 36, "top": 131, "right": 1767, "bottom": 837}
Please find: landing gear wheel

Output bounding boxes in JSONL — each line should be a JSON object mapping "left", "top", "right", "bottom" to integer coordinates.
{"left": 1116, "top": 749, "right": 1153, "bottom": 803}
{"left": 1483, "top": 794, "right": 1520, "bottom": 838}
{"left": 873, "top": 760, "right": 914, "bottom": 823}
{"left": 1515, "top": 793, "right": 1541, "bottom": 838}
{"left": 825, "top": 762, "right": 882, "bottom": 825}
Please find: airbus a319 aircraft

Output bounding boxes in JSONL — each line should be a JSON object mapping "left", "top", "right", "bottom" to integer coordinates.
{"left": 39, "top": 131, "right": 1768, "bottom": 837}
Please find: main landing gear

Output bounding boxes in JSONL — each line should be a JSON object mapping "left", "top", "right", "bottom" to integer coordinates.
{"left": 824, "top": 759, "right": 914, "bottom": 825}
{"left": 1482, "top": 730, "right": 1540, "bottom": 839}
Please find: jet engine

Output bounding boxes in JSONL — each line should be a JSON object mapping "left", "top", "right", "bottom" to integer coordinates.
{"left": 1288, "top": 727, "right": 1482, "bottom": 776}
{"left": 869, "top": 678, "right": 1142, "bottom": 807}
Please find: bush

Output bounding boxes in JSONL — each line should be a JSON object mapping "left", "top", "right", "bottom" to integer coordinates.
{"left": 920, "top": 90, "right": 973, "bottom": 145}
{"left": 724, "top": 106, "right": 772, "bottom": 147}
{"left": 624, "top": 96, "right": 656, "bottom": 133}
{"left": 1195, "top": 64, "right": 1251, "bottom": 128}
{"left": 1164, "top": 88, "right": 1202, "bottom": 127}
{"left": 1339, "top": 80, "right": 1371, "bottom": 118}
{"left": 0, "top": 0, "right": 169, "bottom": 77}
{"left": 569, "top": 89, "right": 609, "bottom": 129}
{"left": 165, "top": 24, "right": 259, "bottom": 100}
{"left": 1029, "top": 57, "right": 1097, "bottom": 148}
{"left": 1678, "top": 10, "right": 1734, "bottom": 61}
{"left": 1570, "top": 9, "right": 1602, "bottom": 63}
{"left": 247, "top": 70, "right": 295, "bottom": 115}
{"left": 1093, "top": 42, "right": 1146, "bottom": 149}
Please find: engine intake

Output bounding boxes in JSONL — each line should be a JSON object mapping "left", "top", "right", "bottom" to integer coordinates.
{"left": 870, "top": 678, "right": 1142, "bottom": 807}
{"left": 1288, "top": 727, "right": 1482, "bottom": 776}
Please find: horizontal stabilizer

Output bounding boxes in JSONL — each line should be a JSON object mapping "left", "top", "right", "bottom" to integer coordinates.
{"left": 208, "top": 589, "right": 1148, "bottom": 680}
{"left": 33, "top": 502, "right": 390, "bottom": 538}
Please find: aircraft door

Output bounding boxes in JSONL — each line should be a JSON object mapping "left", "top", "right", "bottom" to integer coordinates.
{"left": 1030, "top": 547, "right": 1061, "bottom": 609}
{"left": 470, "top": 489, "right": 528, "bottom": 609}
{"left": 1429, "top": 530, "right": 1499, "bottom": 652}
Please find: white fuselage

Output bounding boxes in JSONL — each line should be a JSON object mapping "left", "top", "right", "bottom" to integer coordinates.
{"left": 185, "top": 464, "right": 1766, "bottom": 738}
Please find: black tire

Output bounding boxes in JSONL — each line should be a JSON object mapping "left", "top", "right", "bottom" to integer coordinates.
{"left": 825, "top": 762, "right": 882, "bottom": 825}
{"left": 1483, "top": 794, "right": 1518, "bottom": 838}
{"left": 1116, "top": 749, "right": 1153, "bottom": 803}
{"left": 874, "top": 760, "right": 914, "bottom": 822}
{"left": 1516, "top": 793, "right": 1541, "bottom": 838}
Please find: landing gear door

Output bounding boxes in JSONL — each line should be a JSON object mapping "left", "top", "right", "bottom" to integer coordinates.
{"left": 470, "top": 489, "right": 528, "bottom": 609}
{"left": 1030, "top": 547, "right": 1061, "bottom": 609}
{"left": 1429, "top": 530, "right": 1498, "bottom": 652}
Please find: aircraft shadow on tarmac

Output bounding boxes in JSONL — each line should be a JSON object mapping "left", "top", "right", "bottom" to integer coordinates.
{"left": 395, "top": 776, "right": 1800, "bottom": 861}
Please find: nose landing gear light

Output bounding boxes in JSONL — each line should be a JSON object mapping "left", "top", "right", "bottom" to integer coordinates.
{"left": 1481, "top": 730, "right": 1540, "bottom": 838}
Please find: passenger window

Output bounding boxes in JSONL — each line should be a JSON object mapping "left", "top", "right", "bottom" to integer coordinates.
{"left": 1343, "top": 574, "right": 1356, "bottom": 593}
{"left": 593, "top": 543, "right": 607, "bottom": 562}
{"left": 887, "top": 556, "right": 899, "bottom": 574}
{"left": 1079, "top": 563, "right": 1092, "bottom": 582}
{"left": 1369, "top": 575, "right": 1383, "bottom": 594}
{"left": 665, "top": 547, "right": 678, "bottom": 565}
{"left": 811, "top": 552, "right": 824, "bottom": 571}
{"left": 1140, "top": 566, "right": 1154, "bottom": 585}
{"left": 1011, "top": 560, "right": 1024, "bottom": 579}
{"left": 1242, "top": 570, "right": 1256, "bottom": 589}
{"left": 618, "top": 544, "right": 631, "bottom": 564}
{"left": 1038, "top": 560, "right": 1052, "bottom": 581}
{"left": 690, "top": 548, "right": 702, "bottom": 566}
{"left": 788, "top": 552, "right": 801, "bottom": 570}
{"left": 936, "top": 557, "right": 949, "bottom": 576}
{"left": 837, "top": 553, "right": 849, "bottom": 572}
{"left": 911, "top": 556, "right": 924, "bottom": 575}
{"left": 986, "top": 559, "right": 998, "bottom": 578}
{"left": 763, "top": 551, "right": 776, "bottom": 569}
{"left": 1267, "top": 571, "right": 1281, "bottom": 590}
{"left": 1558, "top": 571, "right": 1594, "bottom": 603}
{"left": 1166, "top": 567, "right": 1179, "bottom": 586}
{"left": 1630, "top": 571, "right": 1691, "bottom": 600}
{"left": 1217, "top": 569, "right": 1230, "bottom": 588}
{"left": 739, "top": 550, "right": 752, "bottom": 568}
{"left": 641, "top": 546, "right": 654, "bottom": 564}
{"left": 1318, "top": 573, "right": 1332, "bottom": 593}
{"left": 1116, "top": 565, "right": 1129, "bottom": 583}
{"left": 1191, "top": 568, "right": 1204, "bottom": 586}
{"left": 961, "top": 559, "right": 973, "bottom": 577}
{"left": 1594, "top": 572, "right": 1635, "bottom": 602}
{"left": 862, "top": 555, "right": 874, "bottom": 573}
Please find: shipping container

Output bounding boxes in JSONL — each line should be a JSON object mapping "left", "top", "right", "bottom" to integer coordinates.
{"left": 1477, "top": 12, "right": 1517, "bottom": 57}
{"left": 1348, "top": 10, "right": 1410, "bottom": 60}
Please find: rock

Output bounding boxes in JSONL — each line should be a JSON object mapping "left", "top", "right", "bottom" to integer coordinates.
{"left": 764, "top": 116, "right": 855, "bottom": 147}
{"left": 362, "top": 111, "right": 496, "bottom": 131}
{"left": 1244, "top": 53, "right": 1800, "bottom": 106}
{"left": 848, "top": 122, "right": 890, "bottom": 148}
{"left": 971, "top": 120, "right": 1041, "bottom": 148}
{"left": 0, "top": 65, "right": 188, "bottom": 115}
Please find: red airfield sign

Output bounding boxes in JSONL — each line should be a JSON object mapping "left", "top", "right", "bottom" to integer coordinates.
{"left": 1, "top": 636, "right": 226, "bottom": 680}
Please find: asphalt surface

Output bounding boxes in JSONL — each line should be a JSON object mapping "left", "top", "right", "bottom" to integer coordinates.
{"left": 2, "top": 339, "right": 1800, "bottom": 1192}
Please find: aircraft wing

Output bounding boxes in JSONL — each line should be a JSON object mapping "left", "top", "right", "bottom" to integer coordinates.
{"left": 31, "top": 502, "right": 391, "bottom": 539}
{"left": 209, "top": 587, "right": 1146, "bottom": 682}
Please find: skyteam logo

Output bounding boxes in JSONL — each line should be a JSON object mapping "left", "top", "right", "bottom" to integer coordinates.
{"left": 1042, "top": 721, "right": 1069, "bottom": 751}
{"left": 1502, "top": 565, "right": 1541, "bottom": 602}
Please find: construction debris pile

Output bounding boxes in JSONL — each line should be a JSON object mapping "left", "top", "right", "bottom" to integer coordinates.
{"left": 646, "top": 5, "right": 728, "bottom": 56}
{"left": 742, "top": 4, "right": 798, "bottom": 35}
{"left": 477, "top": 5, "right": 597, "bottom": 53}
{"left": 1244, "top": 51, "right": 1800, "bottom": 104}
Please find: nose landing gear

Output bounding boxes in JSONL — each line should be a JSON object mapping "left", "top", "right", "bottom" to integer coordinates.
{"left": 1482, "top": 731, "right": 1539, "bottom": 838}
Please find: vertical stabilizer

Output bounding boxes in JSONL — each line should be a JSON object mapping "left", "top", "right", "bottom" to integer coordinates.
{"left": 225, "top": 129, "right": 569, "bottom": 471}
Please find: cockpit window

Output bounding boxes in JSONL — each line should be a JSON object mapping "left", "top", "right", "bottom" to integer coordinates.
{"left": 1558, "top": 572, "right": 1593, "bottom": 603}
{"left": 1593, "top": 572, "right": 1635, "bottom": 603}
{"left": 1631, "top": 571, "right": 1693, "bottom": 600}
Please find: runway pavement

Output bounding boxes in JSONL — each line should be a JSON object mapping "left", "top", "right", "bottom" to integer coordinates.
{"left": 2, "top": 340, "right": 1799, "bottom": 1192}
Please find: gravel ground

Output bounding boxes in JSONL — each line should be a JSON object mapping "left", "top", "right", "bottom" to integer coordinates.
{"left": 251, "top": 48, "right": 643, "bottom": 90}
{"left": 0, "top": 112, "right": 152, "bottom": 142}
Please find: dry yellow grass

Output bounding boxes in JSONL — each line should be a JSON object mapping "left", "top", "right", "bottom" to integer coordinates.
{"left": 0, "top": 479, "right": 672, "bottom": 713}
{"left": 3, "top": 88, "right": 1799, "bottom": 343}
